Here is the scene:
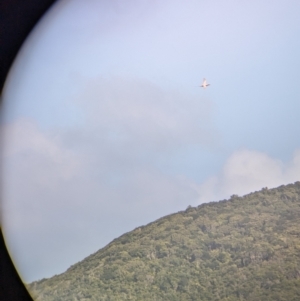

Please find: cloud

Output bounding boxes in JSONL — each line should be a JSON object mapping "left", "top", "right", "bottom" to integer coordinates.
{"left": 0, "top": 115, "right": 202, "bottom": 281}
{"left": 1, "top": 118, "right": 82, "bottom": 185}
{"left": 75, "top": 76, "right": 215, "bottom": 152}
{"left": 196, "top": 148, "right": 300, "bottom": 203}
{"left": 1, "top": 118, "right": 84, "bottom": 233}
{"left": 2, "top": 118, "right": 299, "bottom": 282}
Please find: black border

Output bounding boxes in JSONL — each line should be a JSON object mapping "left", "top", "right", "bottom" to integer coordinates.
{"left": 0, "top": 0, "right": 57, "bottom": 300}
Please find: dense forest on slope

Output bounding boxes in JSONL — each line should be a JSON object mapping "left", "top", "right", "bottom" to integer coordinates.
{"left": 28, "top": 182, "right": 300, "bottom": 301}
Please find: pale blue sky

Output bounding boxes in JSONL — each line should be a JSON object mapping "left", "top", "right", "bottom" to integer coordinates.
{"left": 1, "top": 0, "right": 300, "bottom": 283}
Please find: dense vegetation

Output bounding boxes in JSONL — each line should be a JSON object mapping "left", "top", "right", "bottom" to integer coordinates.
{"left": 28, "top": 182, "right": 300, "bottom": 301}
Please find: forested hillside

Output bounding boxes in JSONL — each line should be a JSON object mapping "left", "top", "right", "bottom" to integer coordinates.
{"left": 28, "top": 182, "right": 300, "bottom": 301}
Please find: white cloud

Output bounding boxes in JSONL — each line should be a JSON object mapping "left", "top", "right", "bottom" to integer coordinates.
{"left": 196, "top": 148, "right": 300, "bottom": 203}
{"left": 2, "top": 120, "right": 299, "bottom": 282}
{"left": 0, "top": 116, "right": 202, "bottom": 282}
{"left": 75, "top": 76, "right": 215, "bottom": 152}
{"left": 1, "top": 118, "right": 87, "bottom": 235}
{"left": 285, "top": 149, "right": 300, "bottom": 180}
{"left": 1, "top": 118, "right": 82, "bottom": 185}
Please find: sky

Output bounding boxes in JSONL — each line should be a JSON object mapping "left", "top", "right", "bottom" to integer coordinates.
{"left": 1, "top": 0, "right": 300, "bottom": 283}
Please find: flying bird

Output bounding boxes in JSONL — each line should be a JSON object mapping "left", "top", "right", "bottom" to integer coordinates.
{"left": 200, "top": 78, "right": 210, "bottom": 88}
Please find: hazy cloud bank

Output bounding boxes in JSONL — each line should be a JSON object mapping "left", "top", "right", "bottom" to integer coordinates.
{"left": 197, "top": 149, "right": 300, "bottom": 203}
{"left": 75, "top": 76, "right": 215, "bottom": 149}
{"left": 2, "top": 117, "right": 299, "bottom": 282}
{"left": 1, "top": 115, "right": 202, "bottom": 281}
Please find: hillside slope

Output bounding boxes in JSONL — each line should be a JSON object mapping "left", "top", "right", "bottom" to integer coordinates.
{"left": 28, "top": 182, "right": 300, "bottom": 301}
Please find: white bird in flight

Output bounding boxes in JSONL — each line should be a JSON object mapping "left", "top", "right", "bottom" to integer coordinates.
{"left": 200, "top": 78, "right": 210, "bottom": 89}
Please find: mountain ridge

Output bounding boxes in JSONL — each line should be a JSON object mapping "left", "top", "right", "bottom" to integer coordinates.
{"left": 28, "top": 182, "right": 300, "bottom": 301}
